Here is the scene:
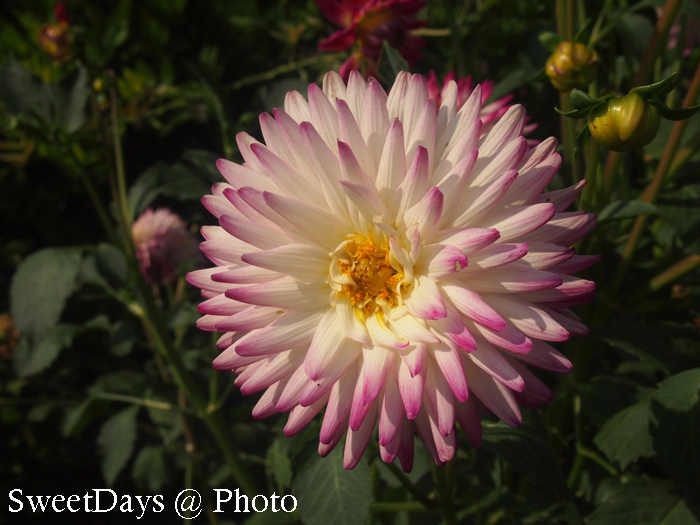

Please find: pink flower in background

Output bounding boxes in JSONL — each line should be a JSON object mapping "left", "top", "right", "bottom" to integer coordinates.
{"left": 427, "top": 70, "right": 538, "bottom": 138}
{"left": 315, "top": 0, "right": 427, "bottom": 81}
{"left": 189, "top": 71, "right": 597, "bottom": 470}
{"left": 132, "top": 208, "right": 200, "bottom": 284}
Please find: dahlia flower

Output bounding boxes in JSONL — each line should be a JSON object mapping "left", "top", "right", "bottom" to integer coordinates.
{"left": 315, "top": 0, "right": 426, "bottom": 81}
{"left": 132, "top": 208, "right": 200, "bottom": 285}
{"left": 189, "top": 71, "right": 597, "bottom": 470}
{"left": 427, "top": 70, "right": 538, "bottom": 137}
{"left": 38, "top": 1, "right": 72, "bottom": 64}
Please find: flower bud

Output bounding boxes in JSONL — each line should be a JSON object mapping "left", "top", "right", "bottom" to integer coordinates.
{"left": 546, "top": 41, "right": 599, "bottom": 92}
{"left": 588, "top": 92, "right": 661, "bottom": 151}
{"left": 38, "top": 21, "right": 72, "bottom": 63}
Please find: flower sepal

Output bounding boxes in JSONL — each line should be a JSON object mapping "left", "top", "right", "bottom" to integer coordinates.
{"left": 555, "top": 73, "right": 699, "bottom": 152}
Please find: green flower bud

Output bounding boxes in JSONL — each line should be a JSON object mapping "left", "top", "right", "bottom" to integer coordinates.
{"left": 545, "top": 41, "right": 599, "bottom": 92}
{"left": 587, "top": 92, "right": 661, "bottom": 151}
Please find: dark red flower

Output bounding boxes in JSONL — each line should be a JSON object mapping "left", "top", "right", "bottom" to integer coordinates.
{"left": 315, "top": 0, "right": 427, "bottom": 81}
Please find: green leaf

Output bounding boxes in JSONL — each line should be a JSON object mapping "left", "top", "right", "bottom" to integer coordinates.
{"left": 111, "top": 319, "right": 136, "bottom": 357}
{"left": 98, "top": 406, "right": 140, "bottom": 486}
{"left": 291, "top": 445, "right": 372, "bottom": 525}
{"left": 63, "top": 397, "right": 102, "bottom": 437}
{"left": 569, "top": 89, "right": 600, "bottom": 110}
{"left": 377, "top": 41, "right": 409, "bottom": 85}
{"left": 267, "top": 438, "right": 292, "bottom": 492}
{"left": 486, "top": 68, "right": 532, "bottom": 105}
{"left": 574, "top": 124, "right": 592, "bottom": 158}
{"left": 258, "top": 78, "right": 310, "bottom": 113}
{"left": 10, "top": 248, "right": 83, "bottom": 342}
{"left": 649, "top": 99, "right": 700, "bottom": 121}
{"left": 16, "top": 316, "right": 109, "bottom": 377}
{"left": 481, "top": 411, "right": 571, "bottom": 499}
{"left": 0, "top": 57, "right": 52, "bottom": 121}
{"left": 618, "top": 13, "right": 655, "bottom": 59}
{"left": 95, "top": 243, "right": 129, "bottom": 289}
{"left": 630, "top": 73, "right": 678, "bottom": 97}
{"left": 132, "top": 446, "right": 168, "bottom": 492}
{"left": 127, "top": 164, "right": 210, "bottom": 219}
{"left": 586, "top": 478, "right": 699, "bottom": 525}
{"left": 244, "top": 510, "right": 296, "bottom": 525}
{"left": 17, "top": 324, "right": 82, "bottom": 377}
{"left": 598, "top": 200, "right": 658, "bottom": 222}
{"left": 574, "top": 17, "right": 594, "bottom": 44}
{"left": 556, "top": 106, "right": 595, "bottom": 119}
{"left": 594, "top": 397, "right": 655, "bottom": 469}
{"left": 55, "top": 64, "right": 90, "bottom": 133}
{"left": 650, "top": 368, "right": 700, "bottom": 506}
{"left": 538, "top": 31, "right": 562, "bottom": 51}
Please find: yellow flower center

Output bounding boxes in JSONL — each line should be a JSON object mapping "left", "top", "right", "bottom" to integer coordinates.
{"left": 337, "top": 234, "right": 402, "bottom": 315}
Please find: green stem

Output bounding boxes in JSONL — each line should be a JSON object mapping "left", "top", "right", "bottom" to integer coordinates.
{"left": 649, "top": 255, "right": 700, "bottom": 291}
{"left": 106, "top": 84, "right": 259, "bottom": 496}
{"left": 669, "top": 127, "right": 700, "bottom": 177}
{"left": 378, "top": 454, "right": 436, "bottom": 510}
{"left": 230, "top": 53, "right": 345, "bottom": 90}
{"left": 433, "top": 464, "right": 458, "bottom": 525}
{"left": 75, "top": 163, "right": 119, "bottom": 246}
{"left": 567, "top": 453, "right": 585, "bottom": 490}
{"left": 611, "top": 61, "right": 700, "bottom": 296}
{"left": 556, "top": 0, "right": 581, "bottom": 184}
{"left": 576, "top": 445, "right": 618, "bottom": 476}
{"left": 579, "top": 136, "right": 600, "bottom": 212}
{"left": 560, "top": 94, "right": 582, "bottom": 184}
{"left": 91, "top": 392, "right": 184, "bottom": 412}
{"left": 59, "top": 130, "right": 118, "bottom": 246}
{"left": 109, "top": 76, "right": 133, "bottom": 252}
{"left": 136, "top": 281, "right": 259, "bottom": 496}
{"left": 589, "top": 0, "right": 614, "bottom": 45}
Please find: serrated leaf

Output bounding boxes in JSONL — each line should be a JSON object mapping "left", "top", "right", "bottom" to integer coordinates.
{"left": 291, "top": 445, "right": 372, "bottom": 525}
{"left": 594, "top": 397, "right": 655, "bottom": 469}
{"left": 10, "top": 248, "right": 83, "bottom": 342}
{"left": 98, "top": 406, "right": 140, "bottom": 486}
{"left": 481, "top": 411, "right": 571, "bottom": 500}
{"left": 132, "top": 446, "right": 168, "bottom": 492}
{"left": 538, "top": 31, "right": 562, "bottom": 51}
{"left": 630, "top": 73, "right": 678, "bottom": 97}
{"left": 586, "top": 478, "right": 698, "bottom": 525}
{"left": 650, "top": 368, "right": 700, "bottom": 506}
{"left": 377, "top": 41, "right": 409, "bottom": 85}
{"left": 598, "top": 200, "right": 658, "bottom": 222}
{"left": 649, "top": 99, "right": 700, "bottom": 121}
